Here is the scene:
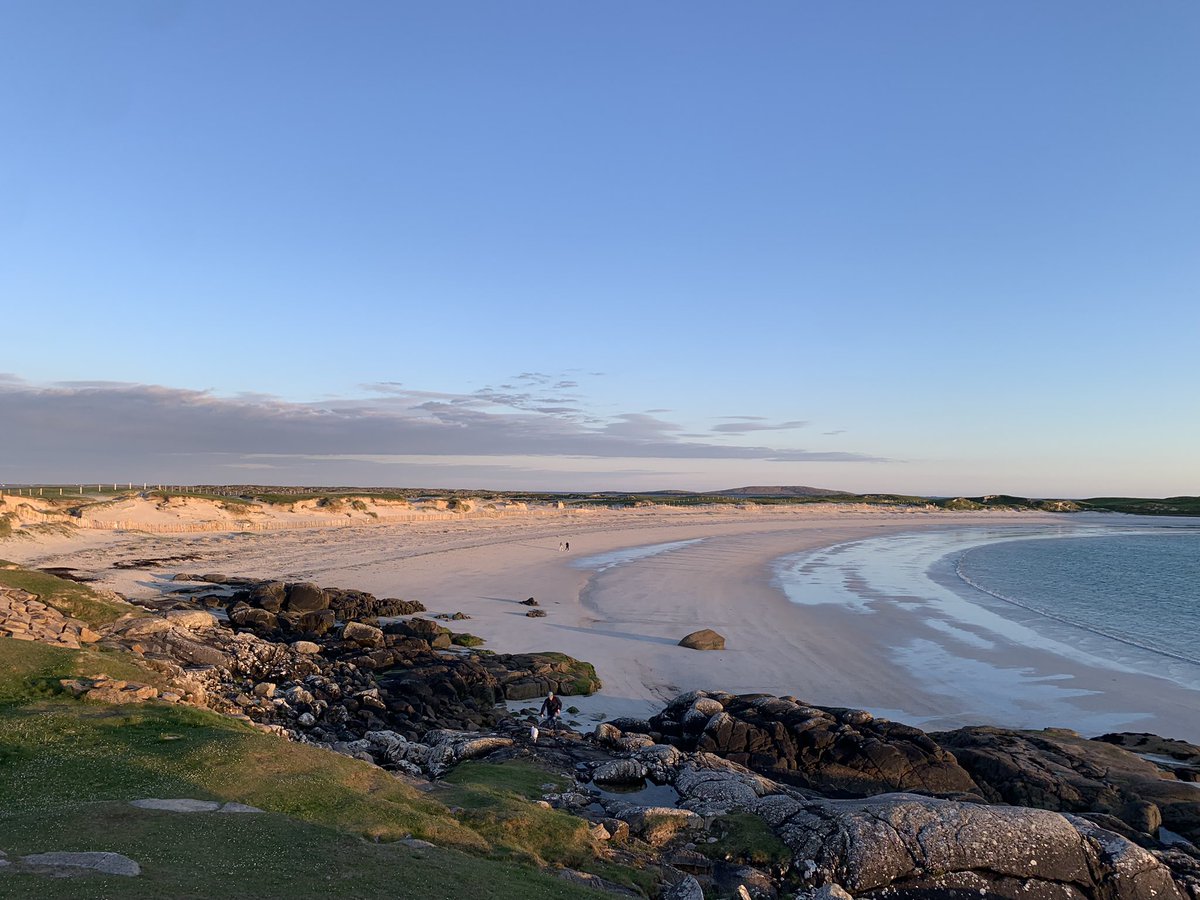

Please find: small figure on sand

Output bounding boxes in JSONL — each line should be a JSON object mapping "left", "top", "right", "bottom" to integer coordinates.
{"left": 557, "top": 541, "right": 565, "bottom": 552}
{"left": 539, "top": 690, "right": 562, "bottom": 730}
{"left": 564, "top": 541, "right": 570, "bottom": 552}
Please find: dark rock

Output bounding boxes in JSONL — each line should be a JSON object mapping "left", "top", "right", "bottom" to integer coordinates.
{"left": 479, "top": 652, "right": 601, "bottom": 700}
{"left": 229, "top": 604, "right": 278, "bottom": 630}
{"left": 521, "top": 597, "right": 538, "bottom": 606}
{"left": 387, "top": 617, "right": 448, "bottom": 640}
{"left": 286, "top": 583, "right": 329, "bottom": 612}
{"left": 248, "top": 581, "right": 287, "bottom": 612}
{"left": 297, "top": 609, "right": 335, "bottom": 636}
{"left": 935, "top": 726, "right": 1200, "bottom": 842}
{"left": 525, "top": 609, "right": 547, "bottom": 618}
{"left": 1096, "top": 732, "right": 1200, "bottom": 783}
{"left": 709, "top": 862, "right": 776, "bottom": 899}
{"left": 652, "top": 692, "right": 977, "bottom": 798}
{"left": 678, "top": 629, "right": 725, "bottom": 651}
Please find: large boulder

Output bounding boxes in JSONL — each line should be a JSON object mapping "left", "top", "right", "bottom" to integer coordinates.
{"left": 678, "top": 629, "right": 725, "bottom": 651}
{"left": 934, "top": 726, "right": 1200, "bottom": 843}
{"left": 651, "top": 692, "right": 977, "bottom": 797}
{"left": 755, "top": 792, "right": 1184, "bottom": 899}
{"left": 341, "top": 621, "right": 384, "bottom": 648}
{"left": 228, "top": 604, "right": 278, "bottom": 630}
{"left": 248, "top": 581, "right": 287, "bottom": 612}
{"left": 285, "top": 583, "right": 329, "bottom": 612}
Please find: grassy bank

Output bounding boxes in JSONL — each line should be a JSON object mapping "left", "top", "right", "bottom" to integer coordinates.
{"left": 0, "top": 632, "right": 640, "bottom": 898}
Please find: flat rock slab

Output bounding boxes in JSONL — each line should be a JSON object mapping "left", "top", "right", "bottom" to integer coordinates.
{"left": 129, "top": 798, "right": 263, "bottom": 813}
{"left": 218, "top": 802, "right": 264, "bottom": 814}
{"left": 20, "top": 851, "right": 140, "bottom": 877}
{"left": 130, "top": 798, "right": 221, "bottom": 812}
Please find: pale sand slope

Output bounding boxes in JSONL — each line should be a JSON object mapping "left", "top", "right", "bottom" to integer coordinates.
{"left": 6, "top": 505, "right": 1199, "bottom": 741}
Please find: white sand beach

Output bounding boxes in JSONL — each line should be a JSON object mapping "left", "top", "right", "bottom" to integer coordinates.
{"left": 6, "top": 502, "right": 1200, "bottom": 741}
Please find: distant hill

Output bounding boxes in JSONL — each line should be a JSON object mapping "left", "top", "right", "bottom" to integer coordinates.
{"left": 717, "top": 485, "right": 844, "bottom": 498}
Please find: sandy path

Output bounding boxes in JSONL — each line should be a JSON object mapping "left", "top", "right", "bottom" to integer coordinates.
{"left": 7, "top": 506, "right": 1199, "bottom": 739}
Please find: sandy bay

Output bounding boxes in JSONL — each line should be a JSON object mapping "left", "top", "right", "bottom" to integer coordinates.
{"left": 8, "top": 503, "right": 1200, "bottom": 742}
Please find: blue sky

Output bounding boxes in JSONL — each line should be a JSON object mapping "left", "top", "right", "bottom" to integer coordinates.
{"left": 2, "top": 2, "right": 1197, "bottom": 495}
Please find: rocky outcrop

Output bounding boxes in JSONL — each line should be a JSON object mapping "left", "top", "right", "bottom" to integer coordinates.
{"left": 0, "top": 586, "right": 101, "bottom": 648}
{"left": 337, "top": 728, "right": 514, "bottom": 777}
{"left": 651, "top": 692, "right": 978, "bottom": 797}
{"left": 92, "top": 597, "right": 603, "bottom": 745}
{"left": 678, "top": 629, "right": 725, "bottom": 651}
{"left": 477, "top": 652, "right": 602, "bottom": 700}
{"left": 755, "top": 792, "right": 1184, "bottom": 899}
{"left": 934, "top": 726, "right": 1200, "bottom": 844}
{"left": 219, "top": 578, "right": 426, "bottom": 638}
{"left": 59, "top": 674, "right": 177, "bottom": 704}
{"left": 1096, "top": 732, "right": 1200, "bottom": 783}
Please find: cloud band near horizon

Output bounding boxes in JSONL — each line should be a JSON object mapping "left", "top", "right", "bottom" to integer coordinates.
{"left": 1, "top": 375, "right": 884, "bottom": 483}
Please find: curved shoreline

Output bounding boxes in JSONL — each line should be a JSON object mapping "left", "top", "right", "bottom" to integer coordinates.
{"left": 6, "top": 506, "right": 1200, "bottom": 741}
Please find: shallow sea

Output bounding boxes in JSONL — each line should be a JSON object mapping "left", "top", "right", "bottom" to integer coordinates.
{"left": 773, "top": 518, "right": 1200, "bottom": 694}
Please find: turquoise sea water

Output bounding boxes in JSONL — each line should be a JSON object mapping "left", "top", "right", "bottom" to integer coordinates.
{"left": 955, "top": 528, "right": 1200, "bottom": 673}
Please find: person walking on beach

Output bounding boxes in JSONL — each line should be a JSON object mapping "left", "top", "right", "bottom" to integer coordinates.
{"left": 564, "top": 541, "right": 570, "bottom": 552}
{"left": 539, "top": 691, "right": 562, "bottom": 730}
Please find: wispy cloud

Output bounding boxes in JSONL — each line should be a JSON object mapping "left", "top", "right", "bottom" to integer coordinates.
{"left": 1, "top": 375, "right": 884, "bottom": 482}
{"left": 711, "top": 419, "right": 808, "bottom": 434}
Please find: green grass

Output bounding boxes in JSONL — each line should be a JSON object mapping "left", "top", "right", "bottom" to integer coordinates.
{"left": 438, "top": 761, "right": 651, "bottom": 888}
{"left": 451, "top": 633, "right": 486, "bottom": 648}
{"left": 442, "top": 761, "right": 569, "bottom": 801}
{"left": 0, "top": 639, "right": 163, "bottom": 705}
{"left": 0, "top": 566, "right": 132, "bottom": 626}
{"left": 0, "top": 639, "right": 640, "bottom": 898}
{"left": 697, "top": 813, "right": 790, "bottom": 868}
{"left": 1081, "top": 496, "right": 1200, "bottom": 517}
{"left": 0, "top": 802, "right": 599, "bottom": 900}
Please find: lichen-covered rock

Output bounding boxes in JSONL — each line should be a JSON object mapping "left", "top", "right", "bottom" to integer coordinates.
{"left": 674, "top": 755, "right": 780, "bottom": 812}
{"left": 421, "top": 730, "right": 514, "bottom": 777}
{"left": 757, "top": 792, "right": 1183, "bottom": 899}
{"left": 634, "top": 743, "right": 686, "bottom": 783}
{"left": 593, "top": 758, "right": 648, "bottom": 786}
{"left": 161, "top": 609, "right": 218, "bottom": 631}
{"left": 661, "top": 875, "right": 704, "bottom": 900}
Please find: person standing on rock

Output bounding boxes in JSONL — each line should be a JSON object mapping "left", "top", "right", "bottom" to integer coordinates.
{"left": 539, "top": 691, "right": 562, "bottom": 730}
